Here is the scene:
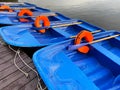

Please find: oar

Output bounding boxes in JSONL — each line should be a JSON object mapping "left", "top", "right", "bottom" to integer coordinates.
{"left": 33, "top": 21, "right": 102, "bottom": 36}
{"left": 32, "top": 21, "right": 82, "bottom": 31}
{"left": 0, "top": 7, "right": 35, "bottom": 10}
{"left": 52, "top": 22, "right": 82, "bottom": 28}
{"left": 68, "top": 34, "right": 120, "bottom": 51}
{"left": 0, "top": 12, "right": 56, "bottom": 18}
{"left": 0, "top": 11, "right": 16, "bottom": 14}
{"left": 70, "top": 30, "right": 101, "bottom": 38}
{"left": 16, "top": 12, "right": 57, "bottom": 18}
{"left": 11, "top": 7, "right": 35, "bottom": 10}
{"left": 0, "top": 11, "right": 56, "bottom": 17}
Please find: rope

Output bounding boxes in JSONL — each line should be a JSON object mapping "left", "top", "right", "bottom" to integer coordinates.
{"left": 8, "top": 45, "right": 46, "bottom": 90}
{"left": 18, "top": 51, "right": 45, "bottom": 90}
{"left": 14, "top": 49, "right": 29, "bottom": 77}
{"left": 0, "top": 39, "right": 46, "bottom": 90}
{"left": 8, "top": 45, "right": 29, "bottom": 77}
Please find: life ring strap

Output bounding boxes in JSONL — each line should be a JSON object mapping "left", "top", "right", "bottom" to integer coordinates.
{"left": 34, "top": 15, "right": 50, "bottom": 33}
{"left": 75, "top": 30, "right": 93, "bottom": 53}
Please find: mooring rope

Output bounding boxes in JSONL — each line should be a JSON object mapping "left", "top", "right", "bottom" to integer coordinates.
{"left": 8, "top": 45, "right": 29, "bottom": 77}
{"left": 0, "top": 38, "right": 46, "bottom": 90}
{"left": 8, "top": 45, "right": 46, "bottom": 90}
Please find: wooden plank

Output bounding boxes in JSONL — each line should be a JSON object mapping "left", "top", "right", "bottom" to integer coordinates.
{"left": 0, "top": 46, "right": 11, "bottom": 52}
{"left": 0, "top": 52, "right": 27, "bottom": 72}
{"left": 2, "top": 70, "right": 37, "bottom": 90}
{"left": 0, "top": 38, "right": 40, "bottom": 90}
{"left": 0, "top": 51, "right": 14, "bottom": 65}
{"left": 0, "top": 62, "right": 34, "bottom": 89}
{"left": 0, "top": 57, "right": 32, "bottom": 80}
{"left": 0, "top": 45, "right": 12, "bottom": 53}
{"left": 19, "top": 77, "right": 38, "bottom": 90}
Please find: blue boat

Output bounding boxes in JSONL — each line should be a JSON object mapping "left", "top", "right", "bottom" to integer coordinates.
{"left": 33, "top": 30, "right": 120, "bottom": 90}
{"left": 0, "top": 2, "right": 36, "bottom": 12}
{"left": 0, "top": 3, "right": 55, "bottom": 25}
{"left": 0, "top": 2, "right": 52, "bottom": 13}
{"left": 0, "top": 11, "right": 61, "bottom": 25}
{"left": 0, "top": 19, "right": 105, "bottom": 47}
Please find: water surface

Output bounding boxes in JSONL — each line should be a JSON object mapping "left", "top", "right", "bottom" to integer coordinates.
{"left": 19, "top": 0, "right": 120, "bottom": 30}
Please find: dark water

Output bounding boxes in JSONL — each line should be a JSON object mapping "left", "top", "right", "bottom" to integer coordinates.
{"left": 19, "top": 0, "right": 120, "bottom": 31}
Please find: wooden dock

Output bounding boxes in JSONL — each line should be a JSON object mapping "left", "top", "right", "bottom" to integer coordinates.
{"left": 0, "top": 39, "right": 47, "bottom": 90}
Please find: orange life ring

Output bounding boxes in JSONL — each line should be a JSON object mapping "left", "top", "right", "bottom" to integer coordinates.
{"left": 34, "top": 15, "right": 50, "bottom": 33}
{"left": 0, "top": 5, "right": 13, "bottom": 12}
{"left": 74, "top": 30, "right": 93, "bottom": 53}
{"left": 18, "top": 9, "right": 33, "bottom": 22}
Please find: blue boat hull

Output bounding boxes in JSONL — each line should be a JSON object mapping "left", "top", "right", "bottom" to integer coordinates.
{"left": 0, "top": 3, "right": 54, "bottom": 25}
{"left": 0, "top": 19, "right": 105, "bottom": 47}
{"left": 33, "top": 30, "right": 120, "bottom": 90}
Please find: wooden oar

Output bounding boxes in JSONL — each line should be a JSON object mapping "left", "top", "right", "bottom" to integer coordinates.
{"left": 0, "top": 7, "right": 35, "bottom": 10}
{"left": 33, "top": 21, "right": 102, "bottom": 38}
{"left": 32, "top": 21, "right": 82, "bottom": 30}
{"left": 0, "top": 11, "right": 16, "bottom": 14}
{"left": 11, "top": 7, "right": 35, "bottom": 9}
{"left": 68, "top": 34, "right": 120, "bottom": 51}
{"left": 0, "top": 12, "right": 56, "bottom": 18}
{"left": 70, "top": 30, "right": 101, "bottom": 38}
{"left": 0, "top": 11, "right": 56, "bottom": 17}
{"left": 53, "top": 22, "right": 82, "bottom": 28}
{"left": 16, "top": 12, "right": 57, "bottom": 18}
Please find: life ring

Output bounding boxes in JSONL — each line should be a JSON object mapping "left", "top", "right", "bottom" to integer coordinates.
{"left": 74, "top": 30, "right": 93, "bottom": 53}
{"left": 0, "top": 5, "right": 13, "bottom": 12}
{"left": 18, "top": 9, "right": 33, "bottom": 22}
{"left": 34, "top": 15, "right": 50, "bottom": 33}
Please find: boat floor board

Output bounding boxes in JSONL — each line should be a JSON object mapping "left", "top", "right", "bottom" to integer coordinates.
{"left": 0, "top": 38, "right": 41, "bottom": 90}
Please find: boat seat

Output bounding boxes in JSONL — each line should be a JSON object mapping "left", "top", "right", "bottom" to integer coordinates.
{"left": 92, "top": 43, "right": 120, "bottom": 76}
{"left": 51, "top": 51, "right": 99, "bottom": 90}
{"left": 52, "top": 27, "right": 71, "bottom": 38}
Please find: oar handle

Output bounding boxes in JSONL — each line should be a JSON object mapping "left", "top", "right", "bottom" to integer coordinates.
{"left": 33, "top": 21, "right": 82, "bottom": 31}
{"left": 68, "top": 34, "right": 120, "bottom": 51}
{"left": 90, "top": 34, "right": 120, "bottom": 44}
{"left": 70, "top": 30, "right": 101, "bottom": 38}
{"left": 52, "top": 22, "right": 82, "bottom": 28}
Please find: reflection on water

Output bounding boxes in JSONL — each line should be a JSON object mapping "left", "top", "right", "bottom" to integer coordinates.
{"left": 19, "top": 0, "right": 120, "bottom": 30}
